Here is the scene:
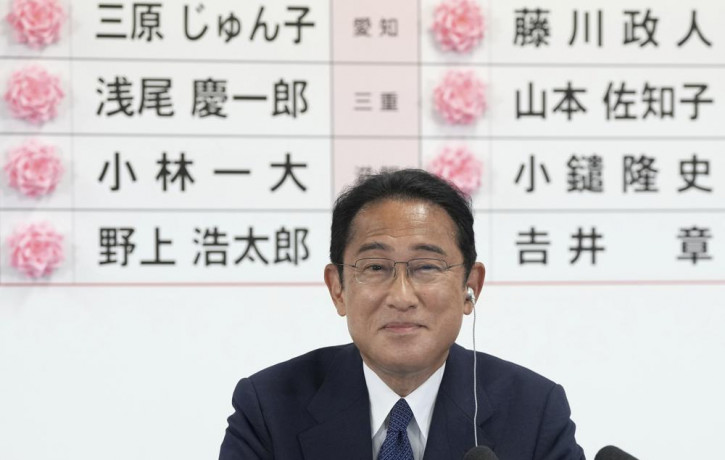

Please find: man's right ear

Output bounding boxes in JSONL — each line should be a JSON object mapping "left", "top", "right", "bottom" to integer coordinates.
{"left": 324, "top": 264, "right": 346, "bottom": 317}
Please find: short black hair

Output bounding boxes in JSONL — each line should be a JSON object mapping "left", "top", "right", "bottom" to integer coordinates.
{"left": 330, "top": 169, "right": 476, "bottom": 284}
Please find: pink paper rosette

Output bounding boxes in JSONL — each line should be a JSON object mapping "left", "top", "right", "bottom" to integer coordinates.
{"left": 432, "top": 0, "right": 485, "bottom": 53}
{"left": 433, "top": 70, "right": 486, "bottom": 124}
{"left": 6, "top": 0, "right": 65, "bottom": 48}
{"left": 427, "top": 145, "right": 482, "bottom": 196}
{"left": 6, "top": 222, "right": 64, "bottom": 278}
{"left": 5, "top": 139, "right": 64, "bottom": 198}
{"left": 4, "top": 65, "right": 64, "bottom": 124}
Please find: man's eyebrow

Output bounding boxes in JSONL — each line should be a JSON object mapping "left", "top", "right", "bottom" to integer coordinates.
{"left": 355, "top": 242, "right": 448, "bottom": 256}
{"left": 356, "top": 242, "right": 390, "bottom": 255}
{"left": 412, "top": 244, "right": 447, "bottom": 256}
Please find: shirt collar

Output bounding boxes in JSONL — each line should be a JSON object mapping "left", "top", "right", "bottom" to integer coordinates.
{"left": 363, "top": 361, "right": 446, "bottom": 442}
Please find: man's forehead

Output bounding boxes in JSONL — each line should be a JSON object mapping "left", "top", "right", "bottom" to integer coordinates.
{"left": 344, "top": 199, "right": 459, "bottom": 256}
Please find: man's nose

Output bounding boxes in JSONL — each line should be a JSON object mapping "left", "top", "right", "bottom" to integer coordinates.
{"left": 387, "top": 262, "right": 417, "bottom": 309}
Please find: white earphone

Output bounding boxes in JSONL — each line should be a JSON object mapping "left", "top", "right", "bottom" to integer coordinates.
{"left": 466, "top": 287, "right": 476, "bottom": 304}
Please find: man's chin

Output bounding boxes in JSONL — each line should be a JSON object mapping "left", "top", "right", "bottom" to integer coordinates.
{"left": 378, "top": 349, "right": 437, "bottom": 374}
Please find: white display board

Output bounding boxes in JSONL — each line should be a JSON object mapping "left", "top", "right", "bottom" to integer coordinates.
{"left": 1, "top": 1, "right": 724, "bottom": 459}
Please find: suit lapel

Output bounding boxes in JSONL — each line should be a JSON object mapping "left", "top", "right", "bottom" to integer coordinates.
{"left": 424, "top": 344, "right": 496, "bottom": 460}
{"left": 298, "top": 344, "right": 373, "bottom": 460}
{"left": 297, "top": 344, "right": 494, "bottom": 460}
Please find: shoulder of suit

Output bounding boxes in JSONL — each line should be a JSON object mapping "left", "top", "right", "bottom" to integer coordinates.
{"left": 451, "top": 343, "right": 558, "bottom": 392}
{"left": 248, "top": 343, "right": 355, "bottom": 387}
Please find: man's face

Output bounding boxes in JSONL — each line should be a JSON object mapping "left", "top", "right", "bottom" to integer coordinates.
{"left": 325, "top": 198, "right": 483, "bottom": 382}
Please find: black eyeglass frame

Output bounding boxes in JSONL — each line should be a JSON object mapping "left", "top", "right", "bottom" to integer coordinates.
{"left": 335, "top": 257, "right": 465, "bottom": 285}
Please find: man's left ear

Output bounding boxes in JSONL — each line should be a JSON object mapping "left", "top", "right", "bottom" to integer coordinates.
{"left": 324, "top": 264, "right": 347, "bottom": 317}
{"left": 464, "top": 262, "right": 486, "bottom": 315}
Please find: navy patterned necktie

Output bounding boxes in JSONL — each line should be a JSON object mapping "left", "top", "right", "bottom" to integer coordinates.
{"left": 377, "top": 398, "right": 414, "bottom": 460}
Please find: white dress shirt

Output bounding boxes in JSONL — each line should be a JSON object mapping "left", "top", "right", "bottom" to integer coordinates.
{"left": 363, "top": 361, "right": 446, "bottom": 460}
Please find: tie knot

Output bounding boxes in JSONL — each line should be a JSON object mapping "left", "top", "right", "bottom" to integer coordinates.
{"left": 388, "top": 399, "right": 413, "bottom": 433}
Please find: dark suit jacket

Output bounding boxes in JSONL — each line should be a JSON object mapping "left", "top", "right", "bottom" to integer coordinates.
{"left": 219, "top": 343, "right": 584, "bottom": 460}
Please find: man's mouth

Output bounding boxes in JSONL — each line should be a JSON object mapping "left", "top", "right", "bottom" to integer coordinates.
{"left": 382, "top": 322, "right": 424, "bottom": 333}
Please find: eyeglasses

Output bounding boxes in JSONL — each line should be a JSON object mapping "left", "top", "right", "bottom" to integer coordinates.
{"left": 337, "top": 258, "right": 464, "bottom": 285}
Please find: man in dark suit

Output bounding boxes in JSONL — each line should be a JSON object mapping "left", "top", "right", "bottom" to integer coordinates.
{"left": 220, "top": 169, "right": 584, "bottom": 459}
